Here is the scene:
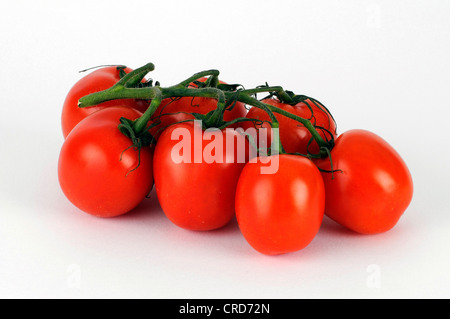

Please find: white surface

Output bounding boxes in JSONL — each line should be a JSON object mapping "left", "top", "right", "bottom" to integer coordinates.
{"left": 1, "top": 0, "right": 449, "bottom": 299}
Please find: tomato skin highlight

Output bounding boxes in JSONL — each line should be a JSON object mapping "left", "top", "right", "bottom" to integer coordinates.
{"left": 61, "top": 66, "right": 149, "bottom": 138}
{"left": 243, "top": 98, "right": 337, "bottom": 155}
{"left": 315, "top": 129, "right": 414, "bottom": 234}
{"left": 58, "top": 107, "right": 153, "bottom": 218}
{"left": 153, "top": 121, "right": 248, "bottom": 231}
{"left": 235, "top": 155, "right": 325, "bottom": 255}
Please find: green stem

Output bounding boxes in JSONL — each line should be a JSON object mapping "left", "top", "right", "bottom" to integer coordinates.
{"left": 133, "top": 88, "right": 162, "bottom": 134}
{"left": 77, "top": 65, "right": 330, "bottom": 154}
{"left": 273, "top": 108, "right": 327, "bottom": 148}
{"left": 78, "top": 86, "right": 158, "bottom": 107}
{"left": 79, "top": 85, "right": 227, "bottom": 125}
{"left": 163, "top": 86, "right": 226, "bottom": 127}
{"left": 204, "top": 73, "right": 219, "bottom": 88}
{"left": 117, "top": 62, "right": 155, "bottom": 87}
{"left": 240, "top": 86, "right": 293, "bottom": 104}
{"left": 236, "top": 94, "right": 284, "bottom": 154}
{"left": 176, "top": 69, "right": 220, "bottom": 87}
{"left": 240, "top": 86, "right": 284, "bottom": 95}
{"left": 160, "top": 87, "right": 223, "bottom": 99}
{"left": 236, "top": 94, "right": 328, "bottom": 151}
{"left": 79, "top": 85, "right": 328, "bottom": 149}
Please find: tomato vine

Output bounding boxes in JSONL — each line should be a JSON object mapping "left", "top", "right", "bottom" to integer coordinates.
{"left": 77, "top": 62, "right": 335, "bottom": 159}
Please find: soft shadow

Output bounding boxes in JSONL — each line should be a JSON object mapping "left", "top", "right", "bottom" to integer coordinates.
{"left": 113, "top": 190, "right": 243, "bottom": 238}
{"left": 114, "top": 187, "right": 165, "bottom": 222}
{"left": 318, "top": 215, "right": 361, "bottom": 237}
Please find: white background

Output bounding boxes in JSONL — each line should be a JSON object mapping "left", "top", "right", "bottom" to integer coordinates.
{"left": 1, "top": 0, "right": 449, "bottom": 299}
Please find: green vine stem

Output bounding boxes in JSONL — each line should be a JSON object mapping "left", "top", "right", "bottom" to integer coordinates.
{"left": 176, "top": 69, "right": 220, "bottom": 87}
{"left": 77, "top": 64, "right": 332, "bottom": 156}
{"left": 240, "top": 86, "right": 294, "bottom": 104}
{"left": 133, "top": 89, "right": 162, "bottom": 135}
{"left": 235, "top": 93, "right": 329, "bottom": 152}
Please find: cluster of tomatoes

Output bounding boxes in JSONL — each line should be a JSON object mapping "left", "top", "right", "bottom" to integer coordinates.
{"left": 58, "top": 65, "right": 414, "bottom": 256}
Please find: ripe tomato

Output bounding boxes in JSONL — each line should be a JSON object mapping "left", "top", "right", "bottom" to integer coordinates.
{"left": 315, "top": 129, "right": 414, "bottom": 234}
{"left": 58, "top": 107, "right": 153, "bottom": 218}
{"left": 235, "top": 155, "right": 325, "bottom": 255}
{"left": 61, "top": 66, "right": 149, "bottom": 138}
{"left": 244, "top": 97, "right": 337, "bottom": 155}
{"left": 153, "top": 121, "right": 248, "bottom": 231}
{"left": 150, "top": 78, "right": 247, "bottom": 139}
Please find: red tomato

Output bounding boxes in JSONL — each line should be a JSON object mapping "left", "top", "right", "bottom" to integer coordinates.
{"left": 58, "top": 107, "right": 153, "bottom": 218}
{"left": 315, "top": 129, "right": 414, "bottom": 234}
{"left": 150, "top": 78, "right": 247, "bottom": 139}
{"left": 243, "top": 97, "right": 337, "bottom": 155}
{"left": 153, "top": 121, "right": 248, "bottom": 231}
{"left": 235, "top": 155, "right": 325, "bottom": 255}
{"left": 61, "top": 66, "right": 149, "bottom": 138}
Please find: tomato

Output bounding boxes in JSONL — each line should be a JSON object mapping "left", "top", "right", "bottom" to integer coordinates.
{"left": 243, "top": 97, "right": 337, "bottom": 155}
{"left": 58, "top": 107, "right": 153, "bottom": 218}
{"left": 315, "top": 129, "right": 414, "bottom": 234}
{"left": 235, "top": 155, "right": 325, "bottom": 255}
{"left": 150, "top": 78, "right": 247, "bottom": 139}
{"left": 61, "top": 66, "right": 149, "bottom": 138}
{"left": 153, "top": 121, "right": 248, "bottom": 231}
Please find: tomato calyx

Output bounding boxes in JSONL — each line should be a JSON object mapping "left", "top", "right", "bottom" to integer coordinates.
{"left": 117, "top": 65, "right": 130, "bottom": 79}
{"left": 117, "top": 117, "right": 155, "bottom": 173}
{"left": 313, "top": 145, "right": 342, "bottom": 181}
{"left": 118, "top": 117, "right": 155, "bottom": 147}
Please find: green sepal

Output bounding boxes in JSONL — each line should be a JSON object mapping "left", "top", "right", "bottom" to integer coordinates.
{"left": 118, "top": 66, "right": 128, "bottom": 79}
{"left": 118, "top": 117, "right": 155, "bottom": 148}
